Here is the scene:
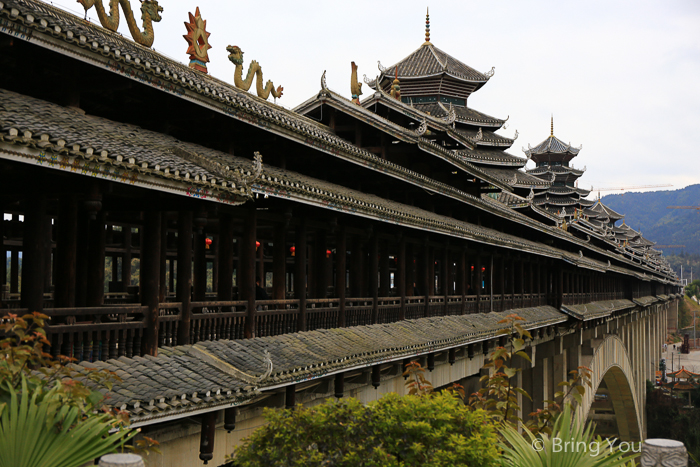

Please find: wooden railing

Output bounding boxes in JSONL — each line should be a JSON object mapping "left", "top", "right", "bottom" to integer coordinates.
{"left": 3, "top": 292, "right": 555, "bottom": 363}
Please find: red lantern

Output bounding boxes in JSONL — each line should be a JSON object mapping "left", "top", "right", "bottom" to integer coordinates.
{"left": 471, "top": 265, "right": 474, "bottom": 271}
{"left": 205, "top": 237, "right": 212, "bottom": 249}
{"left": 256, "top": 241, "right": 261, "bottom": 251}
{"left": 326, "top": 249, "right": 332, "bottom": 258}
{"left": 481, "top": 267, "right": 486, "bottom": 272}
{"left": 290, "top": 246, "right": 295, "bottom": 257}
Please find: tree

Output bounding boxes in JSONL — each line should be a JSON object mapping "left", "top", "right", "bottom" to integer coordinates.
{"left": 231, "top": 389, "right": 501, "bottom": 466}
{"left": 0, "top": 312, "right": 138, "bottom": 467}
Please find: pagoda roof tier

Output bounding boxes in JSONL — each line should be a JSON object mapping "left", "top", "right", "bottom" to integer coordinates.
{"left": 478, "top": 167, "right": 552, "bottom": 189}
{"left": 355, "top": 91, "right": 506, "bottom": 129}
{"left": 533, "top": 196, "right": 595, "bottom": 208}
{"left": 412, "top": 103, "right": 505, "bottom": 127}
{"left": 523, "top": 135, "right": 582, "bottom": 159}
{"left": 541, "top": 186, "right": 591, "bottom": 197}
{"left": 455, "top": 148, "right": 527, "bottom": 168}
{"left": 451, "top": 126, "right": 515, "bottom": 148}
{"left": 368, "top": 43, "right": 492, "bottom": 97}
{"left": 527, "top": 165, "right": 585, "bottom": 178}
{"left": 588, "top": 200, "right": 625, "bottom": 221}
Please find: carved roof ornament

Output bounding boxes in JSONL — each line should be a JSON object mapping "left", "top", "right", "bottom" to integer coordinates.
{"left": 512, "top": 129, "right": 519, "bottom": 141}
{"left": 527, "top": 188, "right": 535, "bottom": 202}
{"left": 378, "top": 61, "right": 388, "bottom": 74}
{"left": 183, "top": 7, "right": 212, "bottom": 74}
{"left": 472, "top": 127, "right": 483, "bottom": 143}
{"left": 579, "top": 250, "right": 584, "bottom": 258}
{"left": 443, "top": 103, "right": 456, "bottom": 124}
{"left": 226, "top": 46, "right": 283, "bottom": 101}
{"left": 77, "top": 0, "right": 163, "bottom": 47}
{"left": 320, "top": 70, "right": 328, "bottom": 92}
{"left": 389, "top": 67, "right": 401, "bottom": 101}
{"left": 414, "top": 119, "right": 428, "bottom": 136}
{"left": 351, "top": 62, "right": 363, "bottom": 105}
{"left": 485, "top": 67, "right": 495, "bottom": 78}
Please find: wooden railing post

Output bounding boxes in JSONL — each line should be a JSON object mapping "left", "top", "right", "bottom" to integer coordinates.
{"left": 141, "top": 211, "right": 161, "bottom": 356}
{"left": 177, "top": 211, "right": 193, "bottom": 345}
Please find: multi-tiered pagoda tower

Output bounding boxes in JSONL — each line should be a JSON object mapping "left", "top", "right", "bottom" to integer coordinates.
{"left": 523, "top": 118, "right": 592, "bottom": 220}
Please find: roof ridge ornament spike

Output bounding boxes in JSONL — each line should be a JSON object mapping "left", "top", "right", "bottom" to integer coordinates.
{"left": 378, "top": 61, "right": 387, "bottom": 74}
{"left": 551, "top": 114, "right": 554, "bottom": 137}
{"left": 485, "top": 66, "right": 495, "bottom": 78}
{"left": 424, "top": 7, "right": 431, "bottom": 44}
{"left": 512, "top": 129, "right": 518, "bottom": 141}
{"left": 320, "top": 70, "right": 327, "bottom": 91}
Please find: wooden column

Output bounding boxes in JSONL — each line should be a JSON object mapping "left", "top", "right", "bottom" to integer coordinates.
{"left": 459, "top": 248, "right": 466, "bottom": 314}
{"left": 256, "top": 233, "right": 265, "bottom": 286}
{"left": 74, "top": 209, "right": 89, "bottom": 307}
{"left": 475, "top": 254, "right": 482, "bottom": 313}
{"left": 422, "top": 239, "right": 430, "bottom": 317}
{"left": 86, "top": 210, "right": 106, "bottom": 307}
{"left": 198, "top": 411, "right": 217, "bottom": 464}
{"left": 273, "top": 223, "right": 286, "bottom": 300}
{"left": 370, "top": 234, "right": 379, "bottom": 323}
{"left": 556, "top": 264, "right": 564, "bottom": 309}
{"left": 315, "top": 231, "right": 328, "bottom": 298}
{"left": 21, "top": 194, "right": 49, "bottom": 312}
{"left": 379, "top": 239, "right": 390, "bottom": 297}
{"left": 193, "top": 219, "right": 208, "bottom": 302}
{"left": 177, "top": 211, "right": 193, "bottom": 345}
{"left": 397, "top": 235, "right": 406, "bottom": 321}
{"left": 295, "top": 219, "right": 307, "bottom": 332}
{"left": 0, "top": 200, "right": 4, "bottom": 308}
{"left": 336, "top": 227, "right": 346, "bottom": 327}
{"left": 54, "top": 194, "right": 78, "bottom": 308}
{"left": 141, "top": 211, "right": 161, "bottom": 356}
{"left": 121, "top": 226, "right": 132, "bottom": 291}
{"left": 442, "top": 245, "right": 449, "bottom": 313}
{"left": 242, "top": 205, "right": 256, "bottom": 338}
{"left": 428, "top": 246, "right": 435, "bottom": 296}
{"left": 159, "top": 216, "right": 168, "bottom": 302}
{"left": 217, "top": 213, "right": 235, "bottom": 302}
{"left": 499, "top": 256, "right": 506, "bottom": 310}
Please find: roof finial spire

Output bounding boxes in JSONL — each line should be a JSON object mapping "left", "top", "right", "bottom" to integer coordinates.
{"left": 550, "top": 114, "right": 554, "bottom": 137}
{"left": 424, "top": 7, "right": 431, "bottom": 44}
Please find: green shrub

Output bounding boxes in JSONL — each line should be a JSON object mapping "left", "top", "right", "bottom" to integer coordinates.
{"left": 231, "top": 392, "right": 501, "bottom": 467}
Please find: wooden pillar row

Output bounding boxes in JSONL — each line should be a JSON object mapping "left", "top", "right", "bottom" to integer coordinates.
{"left": 177, "top": 211, "right": 193, "bottom": 345}
{"left": 242, "top": 206, "right": 257, "bottom": 338}
{"left": 336, "top": 228, "right": 346, "bottom": 327}
{"left": 141, "top": 211, "right": 161, "bottom": 356}
{"left": 295, "top": 219, "right": 307, "bottom": 332}
{"left": 54, "top": 194, "right": 78, "bottom": 308}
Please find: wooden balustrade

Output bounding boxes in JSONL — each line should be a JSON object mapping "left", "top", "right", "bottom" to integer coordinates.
{"left": 0, "top": 290, "right": 598, "bottom": 362}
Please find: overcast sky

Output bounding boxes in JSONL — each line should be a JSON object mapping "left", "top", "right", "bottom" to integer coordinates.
{"left": 49, "top": 0, "right": 700, "bottom": 195}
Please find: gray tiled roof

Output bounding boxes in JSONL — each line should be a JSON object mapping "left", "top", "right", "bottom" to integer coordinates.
{"left": 412, "top": 103, "right": 505, "bottom": 126}
{"left": 378, "top": 44, "right": 491, "bottom": 83}
{"left": 88, "top": 306, "right": 566, "bottom": 424}
{"left": 478, "top": 166, "right": 551, "bottom": 188}
{"left": 524, "top": 135, "right": 582, "bottom": 157}
{"left": 561, "top": 299, "right": 636, "bottom": 321}
{"left": 452, "top": 127, "right": 514, "bottom": 148}
{"left": 454, "top": 148, "right": 528, "bottom": 168}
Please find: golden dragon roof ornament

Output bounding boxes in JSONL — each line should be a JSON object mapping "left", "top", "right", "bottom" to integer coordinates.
{"left": 351, "top": 62, "right": 363, "bottom": 104}
{"left": 227, "top": 46, "right": 283, "bottom": 101}
{"left": 78, "top": 0, "right": 163, "bottom": 48}
{"left": 183, "top": 7, "right": 212, "bottom": 74}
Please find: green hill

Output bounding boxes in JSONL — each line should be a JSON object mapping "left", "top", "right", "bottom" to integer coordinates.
{"left": 600, "top": 184, "right": 700, "bottom": 256}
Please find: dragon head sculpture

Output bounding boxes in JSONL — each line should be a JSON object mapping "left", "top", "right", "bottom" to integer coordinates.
{"left": 227, "top": 45, "right": 244, "bottom": 66}
{"left": 141, "top": 0, "right": 163, "bottom": 23}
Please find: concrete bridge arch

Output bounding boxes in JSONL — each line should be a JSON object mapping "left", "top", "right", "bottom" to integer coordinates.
{"left": 580, "top": 334, "right": 642, "bottom": 442}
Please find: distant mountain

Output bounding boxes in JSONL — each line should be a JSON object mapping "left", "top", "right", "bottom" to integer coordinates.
{"left": 600, "top": 184, "right": 700, "bottom": 255}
